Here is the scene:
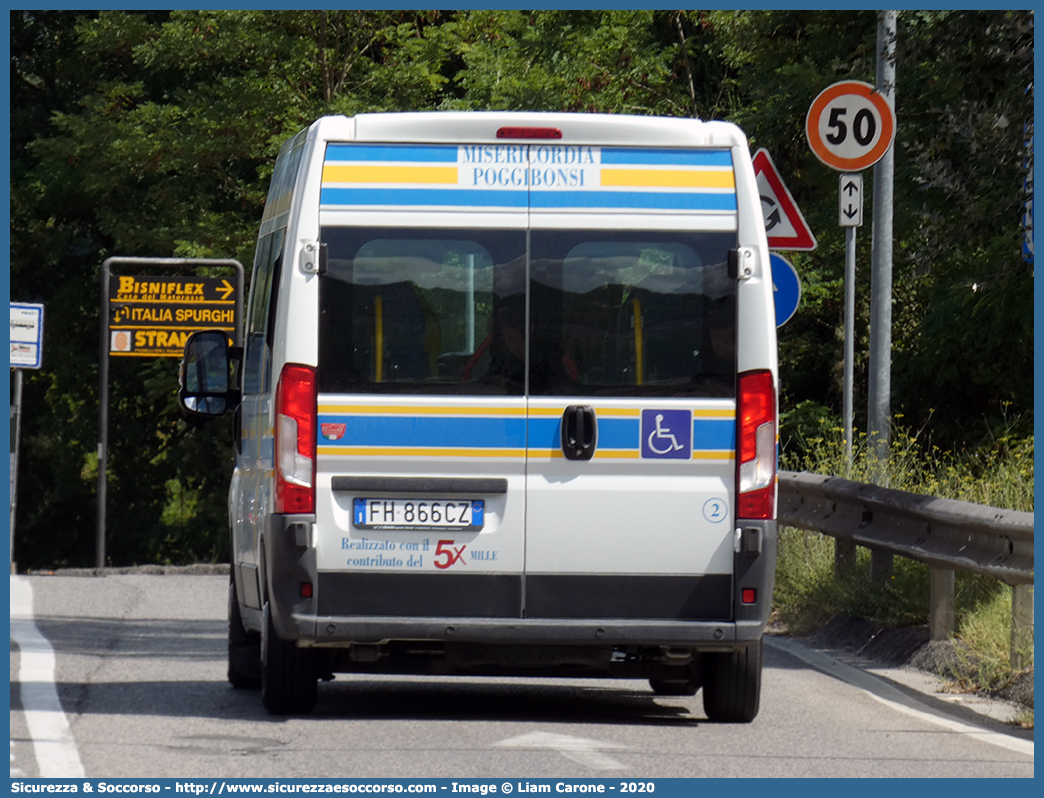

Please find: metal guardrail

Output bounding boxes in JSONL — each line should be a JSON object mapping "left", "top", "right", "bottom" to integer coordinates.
{"left": 778, "top": 470, "right": 1034, "bottom": 585}
{"left": 777, "top": 470, "right": 1034, "bottom": 665}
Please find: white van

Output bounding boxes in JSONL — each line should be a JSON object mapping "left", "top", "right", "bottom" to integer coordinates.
{"left": 178, "top": 112, "right": 778, "bottom": 721}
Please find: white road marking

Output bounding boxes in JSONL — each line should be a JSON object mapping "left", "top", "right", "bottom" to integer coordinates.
{"left": 495, "top": 731, "right": 629, "bottom": 770}
{"left": 10, "top": 576, "right": 86, "bottom": 777}
{"left": 11, "top": 739, "right": 25, "bottom": 777}
{"left": 767, "top": 636, "right": 1034, "bottom": 758}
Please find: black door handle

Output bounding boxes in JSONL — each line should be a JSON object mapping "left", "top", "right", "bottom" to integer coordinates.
{"left": 561, "top": 405, "right": 597, "bottom": 461}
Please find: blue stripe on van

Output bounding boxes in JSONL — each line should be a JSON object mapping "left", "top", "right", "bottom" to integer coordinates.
{"left": 325, "top": 144, "right": 459, "bottom": 163}
{"left": 320, "top": 187, "right": 528, "bottom": 208}
{"left": 530, "top": 416, "right": 736, "bottom": 453}
{"left": 694, "top": 418, "right": 736, "bottom": 451}
{"left": 600, "top": 148, "right": 733, "bottom": 167}
{"left": 319, "top": 413, "right": 734, "bottom": 455}
{"left": 530, "top": 191, "right": 738, "bottom": 212}
{"left": 322, "top": 187, "right": 735, "bottom": 213}
{"left": 527, "top": 417, "right": 639, "bottom": 451}
{"left": 321, "top": 415, "right": 527, "bottom": 449}
{"left": 325, "top": 145, "right": 733, "bottom": 168}
{"left": 598, "top": 418, "right": 641, "bottom": 449}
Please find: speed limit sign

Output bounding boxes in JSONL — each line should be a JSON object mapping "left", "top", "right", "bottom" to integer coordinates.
{"left": 806, "top": 80, "right": 896, "bottom": 171}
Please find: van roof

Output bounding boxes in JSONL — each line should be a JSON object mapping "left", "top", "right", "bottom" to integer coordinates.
{"left": 306, "top": 112, "right": 748, "bottom": 150}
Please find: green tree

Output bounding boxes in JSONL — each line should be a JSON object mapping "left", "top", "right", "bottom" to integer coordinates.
{"left": 10, "top": 10, "right": 454, "bottom": 568}
{"left": 709, "top": 10, "right": 1033, "bottom": 448}
{"left": 10, "top": 10, "right": 1034, "bottom": 568}
{"left": 890, "top": 11, "right": 1033, "bottom": 446}
{"left": 439, "top": 10, "right": 728, "bottom": 118}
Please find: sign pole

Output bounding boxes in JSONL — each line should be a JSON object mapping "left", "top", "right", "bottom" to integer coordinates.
{"left": 806, "top": 78, "right": 895, "bottom": 471}
{"left": 807, "top": 76, "right": 894, "bottom": 577}
{"left": 869, "top": 10, "right": 897, "bottom": 470}
{"left": 843, "top": 227, "right": 856, "bottom": 474}
{"left": 97, "top": 263, "right": 111, "bottom": 569}
{"left": 97, "top": 257, "right": 243, "bottom": 569}
{"left": 10, "top": 368, "right": 23, "bottom": 573}
{"left": 868, "top": 9, "right": 898, "bottom": 583}
{"left": 839, "top": 173, "right": 863, "bottom": 472}
{"left": 10, "top": 301, "right": 45, "bottom": 573}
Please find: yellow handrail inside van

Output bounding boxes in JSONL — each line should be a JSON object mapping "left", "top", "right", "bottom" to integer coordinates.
{"left": 633, "top": 298, "right": 644, "bottom": 385}
{"left": 375, "top": 294, "right": 384, "bottom": 382}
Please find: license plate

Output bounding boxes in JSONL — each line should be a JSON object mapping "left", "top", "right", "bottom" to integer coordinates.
{"left": 353, "top": 498, "right": 484, "bottom": 531}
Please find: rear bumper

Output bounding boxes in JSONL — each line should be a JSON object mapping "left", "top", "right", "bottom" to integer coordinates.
{"left": 298, "top": 615, "right": 767, "bottom": 647}
{"left": 262, "top": 513, "right": 777, "bottom": 652}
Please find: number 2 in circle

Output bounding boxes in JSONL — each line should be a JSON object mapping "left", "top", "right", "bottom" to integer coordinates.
{"left": 703, "top": 498, "right": 727, "bottom": 523}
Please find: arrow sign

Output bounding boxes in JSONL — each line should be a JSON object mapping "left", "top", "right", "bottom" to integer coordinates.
{"left": 770, "top": 253, "right": 801, "bottom": 326}
{"left": 752, "top": 149, "right": 817, "bottom": 251}
{"left": 839, "top": 173, "right": 863, "bottom": 227}
{"left": 107, "top": 275, "right": 239, "bottom": 358}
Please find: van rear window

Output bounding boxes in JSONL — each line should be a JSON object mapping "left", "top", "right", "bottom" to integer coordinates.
{"left": 529, "top": 231, "right": 736, "bottom": 397}
{"left": 319, "top": 228, "right": 527, "bottom": 395}
{"left": 318, "top": 228, "right": 735, "bottom": 398}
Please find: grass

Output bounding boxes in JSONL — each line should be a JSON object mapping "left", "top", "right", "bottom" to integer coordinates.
{"left": 774, "top": 413, "right": 1034, "bottom": 723}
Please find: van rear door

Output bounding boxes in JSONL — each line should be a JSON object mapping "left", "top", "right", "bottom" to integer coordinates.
{"left": 313, "top": 142, "right": 530, "bottom": 619}
{"left": 522, "top": 145, "right": 740, "bottom": 622}
{"left": 313, "top": 134, "right": 743, "bottom": 626}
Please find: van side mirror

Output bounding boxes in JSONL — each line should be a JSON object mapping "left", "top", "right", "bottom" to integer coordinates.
{"left": 178, "top": 330, "right": 236, "bottom": 418}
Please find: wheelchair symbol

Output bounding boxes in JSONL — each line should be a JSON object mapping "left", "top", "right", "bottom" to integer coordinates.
{"left": 648, "top": 414, "right": 685, "bottom": 454}
{"left": 640, "top": 409, "right": 691, "bottom": 459}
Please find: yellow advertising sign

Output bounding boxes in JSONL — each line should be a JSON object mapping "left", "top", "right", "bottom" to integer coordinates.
{"left": 108, "top": 275, "right": 237, "bottom": 358}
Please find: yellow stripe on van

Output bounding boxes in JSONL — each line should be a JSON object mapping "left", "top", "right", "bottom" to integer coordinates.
{"left": 318, "top": 404, "right": 526, "bottom": 417}
{"left": 322, "top": 165, "right": 459, "bottom": 185}
{"left": 318, "top": 446, "right": 525, "bottom": 458}
{"left": 693, "top": 408, "right": 736, "bottom": 419}
{"left": 529, "top": 406, "right": 641, "bottom": 417}
{"left": 530, "top": 407, "right": 727, "bottom": 418}
{"left": 594, "top": 407, "right": 642, "bottom": 417}
{"left": 692, "top": 451, "right": 735, "bottom": 461}
{"left": 536, "top": 449, "right": 732, "bottom": 460}
{"left": 528, "top": 407, "right": 564, "bottom": 417}
{"left": 531, "top": 448, "right": 641, "bottom": 459}
{"left": 600, "top": 168, "right": 736, "bottom": 190}
{"left": 593, "top": 450, "right": 641, "bottom": 459}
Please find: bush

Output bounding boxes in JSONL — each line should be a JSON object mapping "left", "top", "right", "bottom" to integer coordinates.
{"left": 774, "top": 417, "right": 1033, "bottom": 691}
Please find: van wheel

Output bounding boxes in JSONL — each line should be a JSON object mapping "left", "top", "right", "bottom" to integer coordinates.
{"left": 261, "top": 601, "right": 317, "bottom": 715}
{"left": 701, "top": 639, "right": 762, "bottom": 723}
{"left": 649, "top": 679, "right": 697, "bottom": 696}
{"left": 228, "top": 576, "right": 261, "bottom": 689}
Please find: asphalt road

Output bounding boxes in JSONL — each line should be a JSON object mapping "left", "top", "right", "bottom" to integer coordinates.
{"left": 9, "top": 573, "right": 1034, "bottom": 779}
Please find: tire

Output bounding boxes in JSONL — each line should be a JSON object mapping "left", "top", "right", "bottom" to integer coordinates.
{"left": 701, "top": 639, "right": 762, "bottom": 723}
{"left": 228, "top": 577, "right": 261, "bottom": 689}
{"left": 649, "top": 679, "right": 697, "bottom": 696}
{"left": 261, "top": 601, "right": 317, "bottom": 715}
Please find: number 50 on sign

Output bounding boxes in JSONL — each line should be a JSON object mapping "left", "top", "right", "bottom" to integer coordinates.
{"left": 806, "top": 80, "right": 896, "bottom": 172}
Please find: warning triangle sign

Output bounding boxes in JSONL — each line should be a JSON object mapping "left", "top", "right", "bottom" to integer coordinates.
{"left": 752, "top": 148, "right": 817, "bottom": 251}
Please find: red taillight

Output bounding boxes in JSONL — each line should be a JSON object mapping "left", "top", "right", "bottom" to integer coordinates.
{"left": 496, "top": 127, "right": 563, "bottom": 140}
{"left": 737, "top": 370, "right": 776, "bottom": 519}
{"left": 275, "top": 364, "right": 316, "bottom": 514}
{"left": 742, "top": 588, "right": 757, "bottom": 605}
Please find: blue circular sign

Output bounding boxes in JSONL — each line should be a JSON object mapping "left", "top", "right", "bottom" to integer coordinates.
{"left": 770, "top": 253, "right": 801, "bottom": 327}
